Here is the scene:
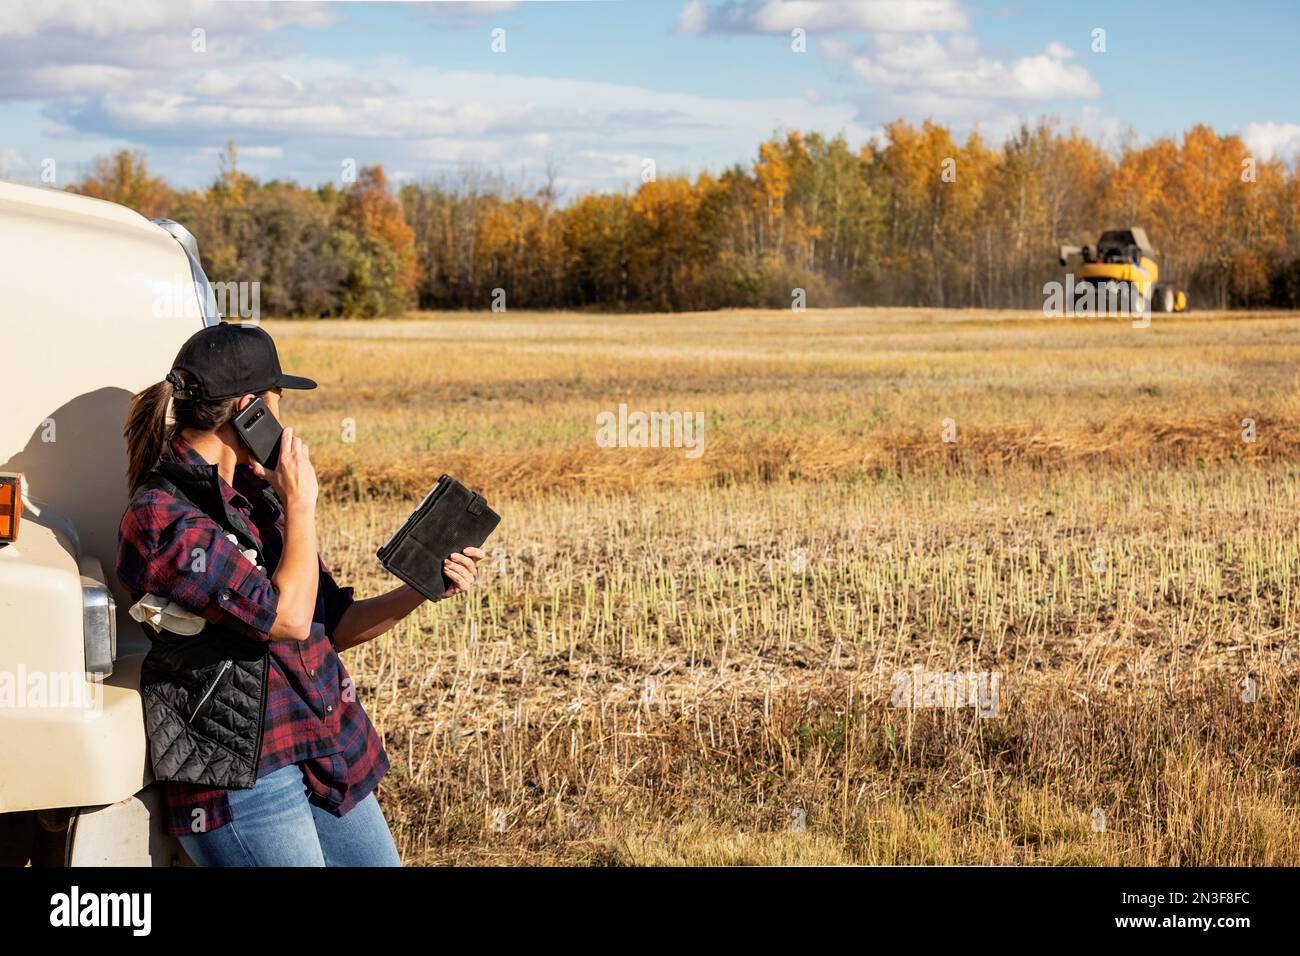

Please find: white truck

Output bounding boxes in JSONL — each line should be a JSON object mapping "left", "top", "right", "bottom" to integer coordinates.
{"left": 0, "top": 180, "right": 220, "bottom": 865}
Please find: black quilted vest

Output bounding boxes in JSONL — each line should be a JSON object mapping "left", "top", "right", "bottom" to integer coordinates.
{"left": 136, "top": 444, "right": 284, "bottom": 789}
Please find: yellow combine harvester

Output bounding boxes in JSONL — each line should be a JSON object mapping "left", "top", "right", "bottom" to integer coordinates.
{"left": 1058, "top": 227, "right": 1188, "bottom": 314}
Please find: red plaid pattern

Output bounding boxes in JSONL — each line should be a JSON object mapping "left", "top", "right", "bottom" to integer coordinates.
{"left": 117, "top": 435, "right": 389, "bottom": 837}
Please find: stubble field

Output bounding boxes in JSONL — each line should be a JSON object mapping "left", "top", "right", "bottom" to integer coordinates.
{"left": 270, "top": 307, "right": 1300, "bottom": 865}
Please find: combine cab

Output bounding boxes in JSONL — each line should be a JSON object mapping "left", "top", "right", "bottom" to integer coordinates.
{"left": 1059, "top": 227, "right": 1189, "bottom": 314}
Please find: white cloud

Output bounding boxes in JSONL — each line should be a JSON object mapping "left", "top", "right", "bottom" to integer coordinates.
{"left": 21, "top": 64, "right": 138, "bottom": 96}
{"left": 807, "top": 30, "right": 1106, "bottom": 150}
{"left": 237, "top": 146, "right": 284, "bottom": 159}
{"left": 838, "top": 33, "right": 1100, "bottom": 107}
{"left": 1243, "top": 121, "right": 1300, "bottom": 163}
{"left": 676, "top": 1, "right": 712, "bottom": 35}
{"left": 0, "top": 0, "right": 1119, "bottom": 194}
{"left": 1008, "top": 45, "right": 1099, "bottom": 100}
{"left": 674, "top": 0, "right": 968, "bottom": 35}
{"left": 673, "top": 2, "right": 1100, "bottom": 138}
{"left": 1, "top": 0, "right": 881, "bottom": 193}
{"left": 28, "top": 50, "right": 874, "bottom": 190}
{"left": 407, "top": 1, "right": 523, "bottom": 29}
{"left": 0, "top": 0, "right": 337, "bottom": 102}
{"left": 0, "top": 0, "right": 335, "bottom": 38}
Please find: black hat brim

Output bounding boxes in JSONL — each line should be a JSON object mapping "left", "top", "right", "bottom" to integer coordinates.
{"left": 277, "top": 373, "right": 317, "bottom": 391}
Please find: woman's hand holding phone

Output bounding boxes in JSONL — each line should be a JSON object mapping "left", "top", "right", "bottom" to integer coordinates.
{"left": 251, "top": 427, "right": 321, "bottom": 641}
{"left": 250, "top": 427, "right": 318, "bottom": 514}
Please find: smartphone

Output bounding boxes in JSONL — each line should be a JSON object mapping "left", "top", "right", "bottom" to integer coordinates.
{"left": 232, "top": 397, "right": 284, "bottom": 469}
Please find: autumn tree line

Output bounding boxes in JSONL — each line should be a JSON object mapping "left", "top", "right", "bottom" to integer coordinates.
{"left": 69, "top": 122, "right": 1300, "bottom": 317}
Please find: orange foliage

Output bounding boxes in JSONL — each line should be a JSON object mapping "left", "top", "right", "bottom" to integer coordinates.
{"left": 66, "top": 122, "right": 1300, "bottom": 315}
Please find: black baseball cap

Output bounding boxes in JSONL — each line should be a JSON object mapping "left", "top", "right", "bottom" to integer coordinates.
{"left": 168, "top": 323, "right": 316, "bottom": 402}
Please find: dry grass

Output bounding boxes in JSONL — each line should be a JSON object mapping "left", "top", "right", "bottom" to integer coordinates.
{"left": 268, "top": 307, "right": 1300, "bottom": 865}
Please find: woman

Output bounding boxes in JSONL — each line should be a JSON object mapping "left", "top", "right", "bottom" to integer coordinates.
{"left": 116, "top": 323, "right": 482, "bottom": 866}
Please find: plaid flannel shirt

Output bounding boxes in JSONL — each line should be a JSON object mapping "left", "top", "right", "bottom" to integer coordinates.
{"left": 117, "top": 435, "right": 389, "bottom": 837}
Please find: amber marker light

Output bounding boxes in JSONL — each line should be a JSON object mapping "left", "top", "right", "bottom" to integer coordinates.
{"left": 0, "top": 473, "right": 22, "bottom": 544}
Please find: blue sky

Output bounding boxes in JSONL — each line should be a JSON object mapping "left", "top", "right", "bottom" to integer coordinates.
{"left": 1, "top": 0, "right": 1297, "bottom": 198}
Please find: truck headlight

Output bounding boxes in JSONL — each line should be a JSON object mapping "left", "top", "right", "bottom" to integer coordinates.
{"left": 79, "top": 562, "right": 116, "bottom": 680}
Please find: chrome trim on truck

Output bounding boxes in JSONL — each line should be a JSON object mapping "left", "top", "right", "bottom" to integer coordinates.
{"left": 77, "top": 556, "right": 116, "bottom": 680}
{"left": 151, "top": 218, "right": 220, "bottom": 326}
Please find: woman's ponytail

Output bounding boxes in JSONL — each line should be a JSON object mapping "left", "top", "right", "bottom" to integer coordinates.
{"left": 124, "top": 370, "right": 247, "bottom": 493}
{"left": 124, "top": 378, "right": 175, "bottom": 494}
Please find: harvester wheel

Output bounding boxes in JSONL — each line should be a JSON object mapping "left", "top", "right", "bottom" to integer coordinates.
{"left": 1128, "top": 282, "right": 1145, "bottom": 317}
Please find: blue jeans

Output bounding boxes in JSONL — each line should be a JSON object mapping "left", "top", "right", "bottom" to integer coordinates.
{"left": 177, "top": 763, "right": 401, "bottom": 867}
